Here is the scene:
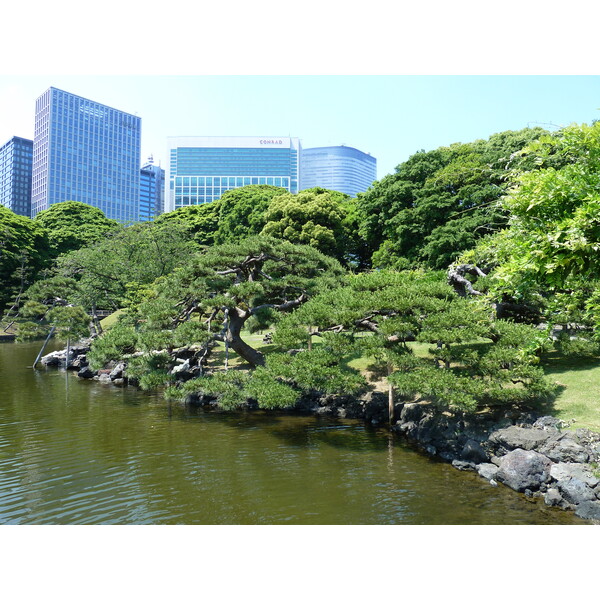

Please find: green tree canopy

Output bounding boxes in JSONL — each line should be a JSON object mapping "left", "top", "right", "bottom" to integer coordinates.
{"left": 269, "top": 270, "right": 554, "bottom": 413}
{"left": 88, "top": 236, "right": 345, "bottom": 386}
{"left": 153, "top": 202, "right": 221, "bottom": 247}
{"left": 0, "top": 206, "right": 51, "bottom": 315}
{"left": 260, "top": 187, "right": 356, "bottom": 263}
{"left": 357, "top": 127, "right": 549, "bottom": 270}
{"left": 460, "top": 121, "right": 600, "bottom": 331}
{"left": 34, "top": 201, "right": 120, "bottom": 259}
{"left": 49, "top": 220, "right": 196, "bottom": 311}
{"left": 214, "top": 185, "right": 287, "bottom": 244}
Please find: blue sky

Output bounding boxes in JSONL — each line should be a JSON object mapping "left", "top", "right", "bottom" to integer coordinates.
{"left": 1, "top": 75, "right": 599, "bottom": 180}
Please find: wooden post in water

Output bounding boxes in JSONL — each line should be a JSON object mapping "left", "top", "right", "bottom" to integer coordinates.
{"left": 32, "top": 326, "right": 56, "bottom": 369}
{"left": 387, "top": 361, "right": 394, "bottom": 427}
{"left": 65, "top": 336, "right": 71, "bottom": 369}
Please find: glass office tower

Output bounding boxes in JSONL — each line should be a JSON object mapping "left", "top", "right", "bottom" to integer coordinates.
{"left": 165, "top": 136, "right": 301, "bottom": 212}
{"left": 0, "top": 136, "right": 33, "bottom": 217}
{"left": 139, "top": 157, "right": 165, "bottom": 222}
{"left": 300, "top": 145, "right": 377, "bottom": 198}
{"left": 31, "top": 87, "right": 141, "bottom": 222}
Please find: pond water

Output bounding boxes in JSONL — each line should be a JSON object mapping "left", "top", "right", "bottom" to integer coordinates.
{"left": 0, "top": 340, "right": 585, "bottom": 525}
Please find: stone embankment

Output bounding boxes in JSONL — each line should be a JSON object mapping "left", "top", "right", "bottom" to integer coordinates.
{"left": 391, "top": 402, "right": 600, "bottom": 522}
{"left": 41, "top": 344, "right": 600, "bottom": 522}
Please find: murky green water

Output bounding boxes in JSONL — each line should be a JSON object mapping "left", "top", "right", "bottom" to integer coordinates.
{"left": 0, "top": 341, "right": 585, "bottom": 524}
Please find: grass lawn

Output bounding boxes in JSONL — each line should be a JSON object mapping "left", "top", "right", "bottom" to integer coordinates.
{"left": 538, "top": 353, "right": 600, "bottom": 432}
{"left": 99, "top": 309, "right": 125, "bottom": 331}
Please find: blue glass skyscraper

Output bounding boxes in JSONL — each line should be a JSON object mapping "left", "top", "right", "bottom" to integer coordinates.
{"left": 165, "top": 136, "right": 300, "bottom": 212}
{"left": 139, "top": 157, "right": 165, "bottom": 221}
{"left": 300, "top": 145, "right": 377, "bottom": 197}
{"left": 31, "top": 87, "right": 141, "bottom": 222}
{"left": 0, "top": 136, "right": 33, "bottom": 217}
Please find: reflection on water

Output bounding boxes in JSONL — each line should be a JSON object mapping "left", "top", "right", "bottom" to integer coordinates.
{"left": 0, "top": 341, "right": 585, "bottom": 525}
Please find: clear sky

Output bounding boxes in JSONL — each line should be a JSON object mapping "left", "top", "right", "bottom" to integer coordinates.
{"left": 1, "top": 75, "right": 599, "bottom": 181}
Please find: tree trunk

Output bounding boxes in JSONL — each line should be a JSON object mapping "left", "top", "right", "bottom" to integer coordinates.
{"left": 226, "top": 309, "right": 265, "bottom": 368}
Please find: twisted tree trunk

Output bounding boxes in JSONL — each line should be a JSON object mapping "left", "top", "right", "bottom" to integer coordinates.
{"left": 225, "top": 308, "right": 266, "bottom": 368}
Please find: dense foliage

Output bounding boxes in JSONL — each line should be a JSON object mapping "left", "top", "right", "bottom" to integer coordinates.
{"left": 460, "top": 121, "right": 600, "bottom": 334}
{"left": 215, "top": 185, "right": 287, "bottom": 244}
{"left": 356, "top": 127, "right": 549, "bottom": 270}
{"left": 87, "top": 236, "right": 345, "bottom": 380}
{"left": 0, "top": 206, "right": 51, "bottom": 315}
{"left": 260, "top": 187, "right": 355, "bottom": 263}
{"left": 268, "top": 270, "right": 554, "bottom": 412}
{"left": 34, "top": 201, "right": 120, "bottom": 259}
{"left": 30, "top": 220, "right": 196, "bottom": 312}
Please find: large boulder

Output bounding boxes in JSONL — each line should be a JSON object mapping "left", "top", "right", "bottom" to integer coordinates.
{"left": 488, "top": 426, "right": 554, "bottom": 453}
{"left": 77, "top": 366, "right": 97, "bottom": 379}
{"left": 538, "top": 432, "right": 590, "bottom": 463}
{"left": 557, "top": 477, "right": 597, "bottom": 505}
{"left": 109, "top": 361, "right": 126, "bottom": 380}
{"left": 495, "top": 449, "right": 553, "bottom": 492}
{"left": 41, "top": 350, "right": 64, "bottom": 367}
{"left": 550, "top": 463, "right": 600, "bottom": 488}
{"left": 575, "top": 500, "right": 600, "bottom": 521}
{"left": 460, "top": 439, "right": 488, "bottom": 464}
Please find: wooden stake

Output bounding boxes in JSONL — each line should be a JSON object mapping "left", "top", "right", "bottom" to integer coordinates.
{"left": 387, "top": 361, "right": 395, "bottom": 426}
{"left": 32, "top": 326, "right": 56, "bottom": 369}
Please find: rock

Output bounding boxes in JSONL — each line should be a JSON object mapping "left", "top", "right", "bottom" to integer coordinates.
{"left": 550, "top": 463, "right": 600, "bottom": 488}
{"left": 112, "top": 378, "right": 125, "bottom": 386}
{"left": 495, "top": 449, "right": 552, "bottom": 493}
{"left": 171, "top": 359, "right": 190, "bottom": 375}
{"left": 109, "top": 362, "right": 126, "bottom": 380}
{"left": 460, "top": 439, "right": 488, "bottom": 464}
{"left": 476, "top": 463, "right": 499, "bottom": 481}
{"left": 538, "top": 433, "right": 590, "bottom": 463}
{"left": 400, "top": 402, "right": 426, "bottom": 423}
{"left": 574, "top": 500, "right": 600, "bottom": 521}
{"left": 557, "top": 477, "right": 597, "bottom": 505}
{"left": 96, "top": 373, "right": 112, "bottom": 384}
{"left": 77, "top": 366, "right": 97, "bottom": 379}
{"left": 69, "top": 356, "right": 88, "bottom": 369}
{"left": 452, "top": 459, "right": 476, "bottom": 471}
{"left": 533, "top": 416, "right": 564, "bottom": 430}
{"left": 41, "top": 351, "right": 64, "bottom": 366}
{"left": 488, "top": 426, "right": 553, "bottom": 452}
{"left": 544, "top": 488, "right": 565, "bottom": 508}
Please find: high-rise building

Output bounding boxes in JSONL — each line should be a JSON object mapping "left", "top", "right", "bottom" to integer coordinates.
{"left": 165, "top": 136, "right": 301, "bottom": 212}
{"left": 0, "top": 136, "right": 33, "bottom": 217}
{"left": 300, "top": 145, "right": 377, "bottom": 197}
{"left": 139, "top": 156, "right": 165, "bottom": 222}
{"left": 31, "top": 87, "right": 141, "bottom": 222}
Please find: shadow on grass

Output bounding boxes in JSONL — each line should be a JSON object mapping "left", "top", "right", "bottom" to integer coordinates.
{"left": 529, "top": 351, "right": 600, "bottom": 424}
{"left": 540, "top": 353, "right": 600, "bottom": 374}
